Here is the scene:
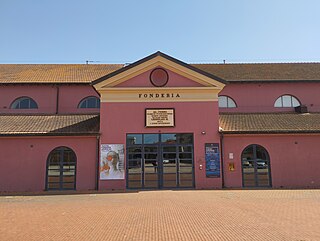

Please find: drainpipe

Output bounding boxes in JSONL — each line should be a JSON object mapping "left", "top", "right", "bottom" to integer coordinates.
{"left": 55, "top": 85, "right": 60, "bottom": 114}
{"left": 220, "top": 131, "right": 225, "bottom": 188}
{"left": 95, "top": 135, "right": 100, "bottom": 190}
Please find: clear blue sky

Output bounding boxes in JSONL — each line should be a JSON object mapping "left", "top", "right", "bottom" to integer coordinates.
{"left": 0, "top": 0, "right": 319, "bottom": 64}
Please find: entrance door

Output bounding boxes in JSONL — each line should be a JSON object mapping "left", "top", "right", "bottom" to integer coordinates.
{"left": 126, "top": 133, "right": 194, "bottom": 189}
{"left": 241, "top": 144, "right": 271, "bottom": 187}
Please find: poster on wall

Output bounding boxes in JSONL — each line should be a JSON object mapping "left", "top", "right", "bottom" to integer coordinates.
{"left": 100, "top": 144, "right": 125, "bottom": 180}
{"left": 205, "top": 143, "right": 220, "bottom": 178}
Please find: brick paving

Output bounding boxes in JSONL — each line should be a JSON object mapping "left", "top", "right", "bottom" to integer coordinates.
{"left": 1, "top": 190, "right": 320, "bottom": 241}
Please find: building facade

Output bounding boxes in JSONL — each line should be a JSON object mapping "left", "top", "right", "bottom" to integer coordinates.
{"left": 1, "top": 52, "right": 320, "bottom": 192}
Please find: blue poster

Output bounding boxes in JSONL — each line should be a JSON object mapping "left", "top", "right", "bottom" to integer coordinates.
{"left": 205, "top": 143, "right": 220, "bottom": 178}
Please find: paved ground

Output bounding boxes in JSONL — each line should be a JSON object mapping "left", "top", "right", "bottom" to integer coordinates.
{"left": 1, "top": 190, "right": 320, "bottom": 241}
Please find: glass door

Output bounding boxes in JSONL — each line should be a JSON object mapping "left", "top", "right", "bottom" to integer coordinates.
{"left": 126, "top": 133, "right": 194, "bottom": 189}
{"left": 241, "top": 144, "right": 271, "bottom": 187}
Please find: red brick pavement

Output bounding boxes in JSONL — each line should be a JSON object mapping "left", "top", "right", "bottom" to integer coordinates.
{"left": 1, "top": 190, "right": 320, "bottom": 241}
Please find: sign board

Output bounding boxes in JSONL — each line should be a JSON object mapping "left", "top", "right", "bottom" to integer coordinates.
{"left": 100, "top": 144, "right": 125, "bottom": 180}
{"left": 145, "top": 109, "right": 175, "bottom": 127}
{"left": 205, "top": 143, "right": 220, "bottom": 178}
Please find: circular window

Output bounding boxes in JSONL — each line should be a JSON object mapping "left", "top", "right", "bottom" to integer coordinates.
{"left": 150, "top": 68, "right": 169, "bottom": 87}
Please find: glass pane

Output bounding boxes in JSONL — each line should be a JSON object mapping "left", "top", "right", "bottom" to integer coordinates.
{"left": 243, "top": 173, "right": 256, "bottom": 187}
{"left": 63, "top": 151, "right": 76, "bottom": 164}
{"left": 128, "top": 153, "right": 142, "bottom": 159}
{"left": 144, "top": 134, "right": 159, "bottom": 144}
{"left": 292, "top": 97, "right": 300, "bottom": 107}
{"left": 87, "top": 97, "right": 97, "bottom": 108}
{"left": 177, "top": 134, "right": 193, "bottom": 144}
{"left": 145, "top": 166, "right": 158, "bottom": 173}
{"left": 19, "top": 98, "right": 29, "bottom": 109}
{"left": 128, "top": 174, "right": 142, "bottom": 188}
{"left": 145, "top": 173, "right": 158, "bottom": 182}
{"left": 180, "top": 166, "right": 192, "bottom": 173}
{"left": 163, "top": 146, "right": 176, "bottom": 152}
{"left": 227, "top": 97, "right": 236, "bottom": 108}
{"left": 179, "top": 153, "right": 192, "bottom": 159}
{"left": 128, "top": 160, "right": 141, "bottom": 168}
{"left": 282, "top": 95, "right": 292, "bottom": 107}
{"left": 63, "top": 176, "right": 75, "bottom": 182}
{"left": 30, "top": 99, "right": 38, "bottom": 108}
{"left": 144, "top": 181, "right": 158, "bottom": 188}
{"left": 180, "top": 173, "right": 193, "bottom": 187}
{"left": 163, "top": 153, "right": 176, "bottom": 159}
{"left": 48, "top": 176, "right": 60, "bottom": 182}
{"left": 161, "top": 134, "right": 176, "bottom": 144}
{"left": 128, "top": 147, "right": 142, "bottom": 153}
{"left": 242, "top": 160, "right": 254, "bottom": 172}
{"left": 145, "top": 153, "right": 157, "bottom": 159}
{"left": 163, "top": 173, "right": 177, "bottom": 187}
{"left": 62, "top": 183, "right": 75, "bottom": 189}
{"left": 63, "top": 170, "right": 75, "bottom": 176}
{"left": 47, "top": 183, "right": 60, "bottom": 189}
{"left": 256, "top": 146, "right": 268, "bottom": 161}
{"left": 163, "top": 159, "right": 176, "bottom": 166}
{"left": 128, "top": 174, "right": 141, "bottom": 182}
{"left": 218, "top": 96, "right": 227, "bottom": 108}
{"left": 127, "top": 134, "right": 142, "bottom": 145}
{"left": 49, "top": 153, "right": 60, "bottom": 165}
{"left": 179, "top": 146, "right": 192, "bottom": 152}
{"left": 128, "top": 167, "right": 142, "bottom": 174}
{"left": 257, "top": 170, "right": 270, "bottom": 186}
{"left": 48, "top": 165, "right": 60, "bottom": 171}
{"left": 179, "top": 159, "right": 192, "bottom": 167}
{"left": 144, "top": 161, "right": 158, "bottom": 170}
{"left": 128, "top": 181, "right": 142, "bottom": 189}
{"left": 274, "top": 97, "right": 282, "bottom": 107}
{"left": 242, "top": 146, "right": 254, "bottom": 160}
{"left": 144, "top": 146, "right": 157, "bottom": 152}
{"left": 163, "top": 166, "right": 176, "bottom": 173}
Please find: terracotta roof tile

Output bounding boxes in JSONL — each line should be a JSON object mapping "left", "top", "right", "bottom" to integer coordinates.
{"left": 0, "top": 64, "right": 122, "bottom": 84}
{"left": 0, "top": 114, "right": 99, "bottom": 136}
{"left": 0, "top": 63, "right": 320, "bottom": 84}
{"left": 220, "top": 113, "right": 320, "bottom": 134}
{"left": 192, "top": 63, "right": 320, "bottom": 82}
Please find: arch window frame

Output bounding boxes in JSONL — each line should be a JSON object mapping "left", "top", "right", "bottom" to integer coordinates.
{"left": 241, "top": 144, "right": 272, "bottom": 188}
{"left": 274, "top": 94, "right": 300, "bottom": 108}
{"left": 46, "top": 146, "right": 77, "bottom": 191}
{"left": 78, "top": 96, "right": 100, "bottom": 109}
{"left": 218, "top": 95, "right": 237, "bottom": 108}
{"left": 10, "top": 96, "right": 38, "bottom": 109}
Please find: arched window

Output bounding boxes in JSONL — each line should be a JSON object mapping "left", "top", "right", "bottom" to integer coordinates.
{"left": 241, "top": 144, "right": 271, "bottom": 187}
{"left": 274, "top": 95, "right": 300, "bottom": 107}
{"left": 46, "top": 146, "right": 77, "bottom": 190}
{"left": 218, "top": 96, "right": 237, "bottom": 108}
{"left": 10, "top": 96, "right": 38, "bottom": 109}
{"left": 78, "top": 96, "right": 100, "bottom": 108}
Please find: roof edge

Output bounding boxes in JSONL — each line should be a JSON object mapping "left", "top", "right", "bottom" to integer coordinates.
{"left": 91, "top": 51, "right": 228, "bottom": 86}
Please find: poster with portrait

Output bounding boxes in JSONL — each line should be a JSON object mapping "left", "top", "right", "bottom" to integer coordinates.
{"left": 205, "top": 143, "right": 220, "bottom": 178}
{"left": 100, "top": 144, "right": 125, "bottom": 180}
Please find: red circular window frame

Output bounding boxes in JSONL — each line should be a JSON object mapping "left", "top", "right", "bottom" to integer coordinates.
{"left": 150, "top": 68, "right": 169, "bottom": 87}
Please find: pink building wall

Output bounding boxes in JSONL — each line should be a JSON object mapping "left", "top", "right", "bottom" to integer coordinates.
{"left": 219, "top": 82, "right": 320, "bottom": 112}
{"left": 0, "top": 136, "right": 97, "bottom": 192}
{"left": 58, "top": 85, "right": 100, "bottom": 114}
{"left": 0, "top": 84, "right": 99, "bottom": 114}
{"left": 223, "top": 134, "right": 320, "bottom": 188}
{"left": 99, "top": 101, "right": 222, "bottom": 190}
{"left": 98, "top": 66, "right": 223, "bottom": 190}
{"left": 0, "top": 85, "right": 57, "bottom": 114}
{"left": 116, "top": 68, "right": 204, "bottom": 88}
